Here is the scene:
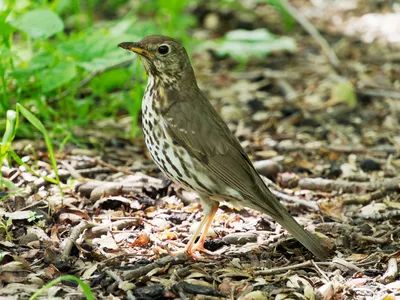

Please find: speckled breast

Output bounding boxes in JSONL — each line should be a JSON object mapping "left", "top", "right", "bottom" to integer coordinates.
{"left": 141, "top": 78, "right": 217, "bottom": 196}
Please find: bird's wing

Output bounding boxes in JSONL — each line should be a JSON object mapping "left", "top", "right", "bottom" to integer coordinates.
{"left": 161, "top": 88, "right": 283, "bottom": 218}
{"left": 161, "top": 88, "right": 330, "bottom": 261}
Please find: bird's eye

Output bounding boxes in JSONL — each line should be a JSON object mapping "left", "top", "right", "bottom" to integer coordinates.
{"left": 157, "top": 44, "right": 170, "bottom": 55}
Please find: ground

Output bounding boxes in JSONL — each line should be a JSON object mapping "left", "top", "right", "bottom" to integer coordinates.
{"left": 1, "top": 0, "right": 400, "bottom": 299}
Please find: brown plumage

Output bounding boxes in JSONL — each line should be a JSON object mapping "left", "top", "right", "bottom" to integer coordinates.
{"left": 119, "top": 35, "right": 330, "bottom": 260}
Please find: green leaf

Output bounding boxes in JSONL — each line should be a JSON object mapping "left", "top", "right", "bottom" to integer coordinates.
{"left": 16, "top": 104, "right": 61, "bottom": 189}
{"left": 0, "top": 110, "right": 17, "bottom": 190}
{"left": 331, "top": 81, "right": 357, "bottom": 108}
{"left": 214, "top": 29, "right": 296, "bottom": 62}
{"left": 0, "top": 20, "right": 14, "bottom": 38}
{"left": 39, "top": 61, "right": 77, "bottom": 92}
{"left": 29, "top": 51, "right": 56, "bottom": 70}
{"left": 263, "top": 0, "right": 296, "bottom": 30}
{"left": 0, "top": 177, "right": 17, "bottom": 190}
{"left": 1, "top": 110, "right": 17, "bottom": 158}
{"left": 90, "top": 69, "right": 131, "bottom": 93}
{"left": 12, "top": 51, "right": 55, "bottom": 81}
{"left": 13, "top": 9, "right": 64, "bottom": 39}
{"left": 57, "top": 30, "right": 135, "bottom": 72}
{"left": 9, "top": 151, "right": 58, "bottom": 184}
{"left": 29, "top": 275, "right": 94, "bottom": 300}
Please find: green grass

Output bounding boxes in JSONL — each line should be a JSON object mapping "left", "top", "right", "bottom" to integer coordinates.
{"left": 29, "top": 275, "right": 95, "bottom": 300}
{"left": 0, "top": 0, "right": 197, "bottom": 144}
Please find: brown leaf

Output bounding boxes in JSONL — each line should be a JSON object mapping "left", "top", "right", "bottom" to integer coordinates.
{"left": 130, "top": 233, "right": 150, "bottom": 247}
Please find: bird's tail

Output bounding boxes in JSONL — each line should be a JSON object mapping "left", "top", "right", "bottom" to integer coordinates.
{"left": 274, "top": 208, "right": 329, "bottom": 261}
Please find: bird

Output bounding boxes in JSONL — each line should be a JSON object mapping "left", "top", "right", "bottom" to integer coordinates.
{"left": 118, "top": 35, "right": 329, "bottom": 260}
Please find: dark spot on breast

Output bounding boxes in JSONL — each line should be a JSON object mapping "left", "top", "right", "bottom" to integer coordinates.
{"left": 178, "top": 148, "right": 186, "bottom": 156}
{"left": 148, "top": 134, "right": 155, "bottom": 146}
{"left": 179, "top": 157, "right": 191, "bottom": 177}
{"left": 164, "top": 152, "right": 183, "bottom": 178}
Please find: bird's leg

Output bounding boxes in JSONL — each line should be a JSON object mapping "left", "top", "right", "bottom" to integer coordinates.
{"left": 185, "top": 198, "right": 219, "bottom": 255}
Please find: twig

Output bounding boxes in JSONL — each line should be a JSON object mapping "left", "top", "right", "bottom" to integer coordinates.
{"left": 61, "top": 161, "right": 84, "bottom": 180}
{"left": 358, "top": 210, "right": 400, "bottom": 221}
{"left": 262, "top": 176, "right": 319, "bottom": 211}
{"left": 276, "top": 142, "right": 397, "bottom": 155}
{"left": 254, "top": 260, "right": 314, "bottom": 275}
{"left": 106, "top": 270, "right": 136, "bottom": 300}
{"left": 311, "top": 260, "right": 329, "bottom": 282}
{"left": 352, "top": 232, "right": 390, "bottom": 245}
{"left": 299, "top": 177, "right": 400, "bottom": 194}
{"left": 357, "top": 88, "right": 400, "bottom": 99}
{"left": 95, "top": 159, "right": 136, "bottom": 175}
{"left": 273, "top": 190, "right": 319, "bottom": 211}
{"left": 277, "top": 79, "right": 297, "bottom": 101}
{"left": 379, "top": 257, "right": 398, "bottom": 284}
{"left": 121, "top": 253, "right": 189, "bottom": 281}
{"left": 332, "top": 258, "right": 363, "bottom": 272}
{"left": 343, "top": 182, "right": 400, "bottom": 205}
{"left": 62, "top": 221, "right": 94, "bottom": 260}
{"left": 278, "top": 0, "right": 339, "bottom": 67}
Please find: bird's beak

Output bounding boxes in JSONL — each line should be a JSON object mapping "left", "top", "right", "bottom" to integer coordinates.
{"left": 118, "top": 42, "right": 153, "bottom": 57}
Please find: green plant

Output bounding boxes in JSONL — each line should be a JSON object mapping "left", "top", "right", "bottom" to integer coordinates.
{"left": 210, "top": 28, "right": 296, "bottom": 63}
{"left": 0, "top": 110, "right": 17, "bottom": 189}
{"left": 262, "top": 0, "right": 296, "bottom": 30}
{"left": 0, "top": 217, "right": 13, "bottom": 241}
{"left": 27, "top": 211, "right": 43, "bottom": 224}
{"left": 0, "top": 107, "right": 62, "bottom": 192}
{"left": 0, "top": 0, "right": 196, "bottom": 145}
{"left": 29, "top": 275, "right": 95, "bottom": 300}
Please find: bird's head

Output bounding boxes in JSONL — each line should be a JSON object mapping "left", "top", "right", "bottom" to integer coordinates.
{"left": 118, "top": 35, "right": 195, "bottom": 87}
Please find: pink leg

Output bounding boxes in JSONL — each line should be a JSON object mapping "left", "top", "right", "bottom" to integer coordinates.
{"left": 185, "top": 200, "right": 219, "bottom": 255}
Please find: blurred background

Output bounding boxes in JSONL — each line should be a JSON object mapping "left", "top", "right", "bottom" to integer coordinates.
{"left": 0, "top": 0, "right": 399, "bottom": 152}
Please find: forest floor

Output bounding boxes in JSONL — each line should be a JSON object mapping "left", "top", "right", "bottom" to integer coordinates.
{"left": 1, "top": 0, "right": 400, "bottom": 299}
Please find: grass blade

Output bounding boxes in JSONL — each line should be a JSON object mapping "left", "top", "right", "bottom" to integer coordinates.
{"left": 16, "top": 104, "right": 61, "bottom": 190}
{"left": 29, "top": 275, "right": 95, "bottom": 300}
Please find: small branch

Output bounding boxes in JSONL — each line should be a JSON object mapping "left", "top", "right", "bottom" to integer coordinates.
{"left": 255, "top": 260, "right": 313, "bottom": 275}
{"left": 278, "top": 0, "right": 340, "bottom": 67}
{"left": 255, "top": 260, "right": 363, "bottom": 276}
{"left": 62, "top": 221, "right": 94, "bottom": 260}
{"left": 343, "top": 183, "right": 400, "bottom": 205}
{"left": 121, "top": 253, "right": 189, "bottom": 281}
{"left": 311, "top": 260, "right": 329, "bottom": 282}
{"left": 273, "top": 190, "right": 319, "bottom": 211}
{"left": 331, "top": 258, "right": 363, "bottom": 272}
{"left": 95, "top": 159, "right": 136, "bottom": 175}
{"left": 106, "top": 270, "right": 136, "bottom": 300}
{"left": 298, "top": 177, "right": 400, "bottom": 194}
{"left": 262, "top": 176, "right": 319, "bottom": 211}
{"left": 352, "top": 232, "right": 390, "bottom": 245}
{"left": 380, "top": 257, "right": 398, "bottom": 283}
{"left": 357, "top": 88, "right": 400, "bottom": 99}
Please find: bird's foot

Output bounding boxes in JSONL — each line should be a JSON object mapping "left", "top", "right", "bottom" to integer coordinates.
{"left": 185, "top": 242, "right": 215, "bottom": 257}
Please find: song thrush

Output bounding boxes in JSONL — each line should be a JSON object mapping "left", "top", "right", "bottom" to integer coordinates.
{"left": 118, "top": 35, "right": 329, "bottom": 260}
